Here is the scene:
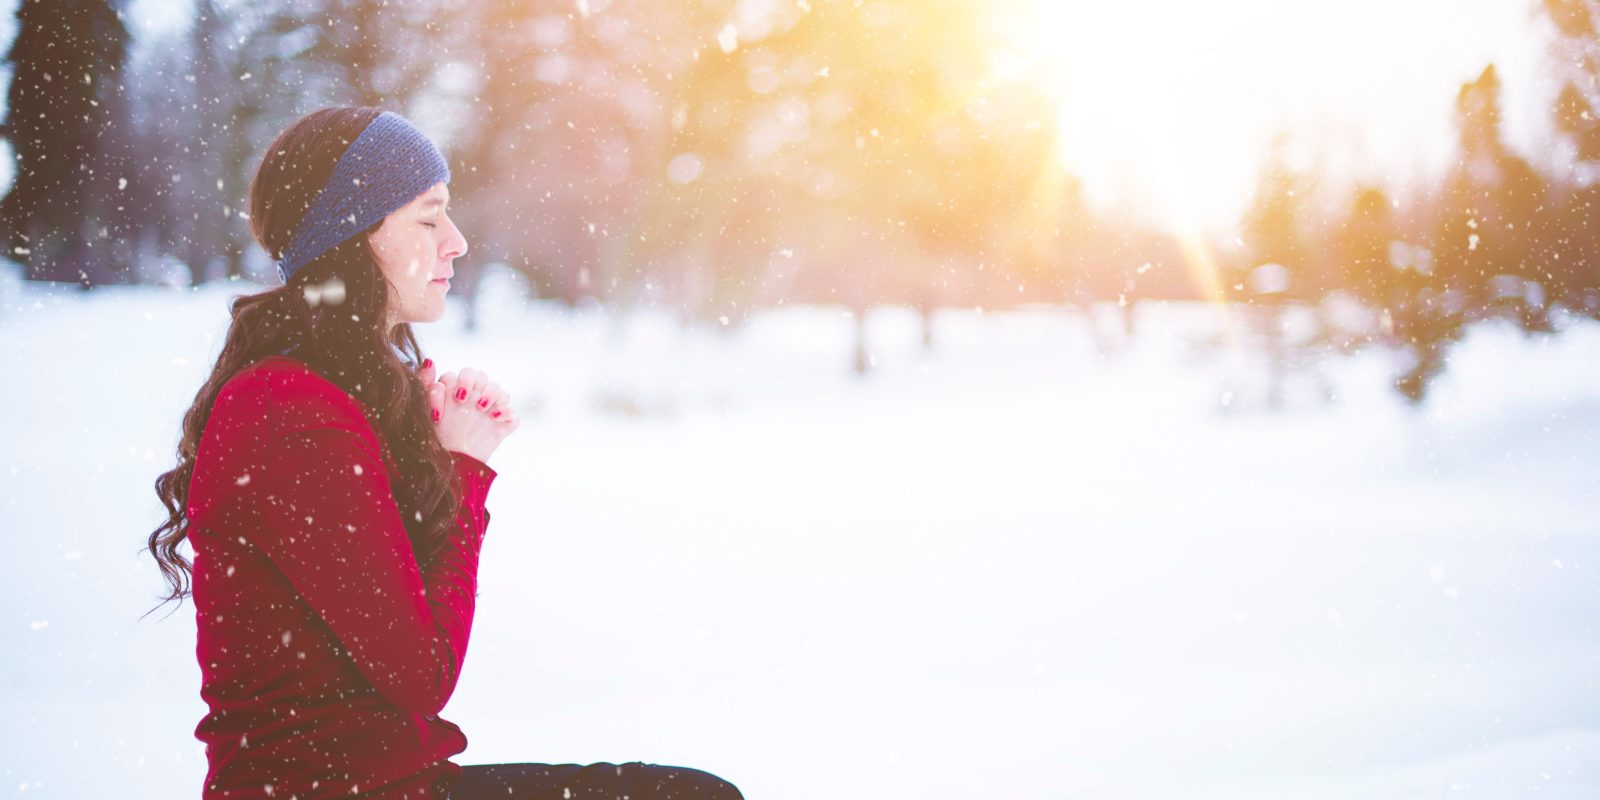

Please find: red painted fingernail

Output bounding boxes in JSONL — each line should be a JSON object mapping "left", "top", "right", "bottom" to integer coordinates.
{"left": 431, "top": 408, "right": 441, "bottom": 422}
{"left": 422, "top": 358, "right": 432, "bottom": 369}
{"left": 456, "top": 388, "right": 467, "bottom": 401}
{"left": 492, "top": 410, "right": 501, "bottom": 418}
{"left": 478, "top": 398, "right": 489, "bottom": 408}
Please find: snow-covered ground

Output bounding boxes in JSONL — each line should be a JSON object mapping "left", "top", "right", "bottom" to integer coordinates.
{"left": 2, "top": 268, "right": 1598, "bottom": 799}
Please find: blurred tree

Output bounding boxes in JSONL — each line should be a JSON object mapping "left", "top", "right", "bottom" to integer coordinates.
{"left": 310, "top": 0, "right": 453, "bottom": 108}
{"left": 1551, "top": 180, "right": 1600, "bottom": 317}
{"left": 123, "top": 0, "right": 459, "bottom": 284}
{"left": 448, "top": 0, "right": 670, "bottom": 315}
{"left": 1235, "top": 138, "right": 1306, "bottom": 408}
{"left": 1386, "top": 64, "right": 1551, "bottom": 404}
{"left": 641, "top": 0, "right": 1055, "bottom": 372}
{"left": 910, "top": 76, "right": 1059, "bottom": 310}
{"left": 1429, "top": 66, "right": 1548, "bottom": 318}
{"left": 1335, "top": 184, "right": 1402, "bottom": 312}
{"left": 186, "top": 0, "right": 304, "bottom": 281}
{"left": 1539, "top": 0, "right": 1600, "bottom": 317}
{"left": 1554, "top": 81, "right": 1600, "bottom": 163}
{"left": 1046, "top": 175, "right": 1109, "bottom": 298}
{"left": 1238, "top": 134, "right": 1317, "bottom": 303}
{"left": 0, "top": 0, "right": 135, "bottom": 287}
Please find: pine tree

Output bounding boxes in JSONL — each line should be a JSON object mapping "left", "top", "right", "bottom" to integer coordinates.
{"left": 0, "top": 0, "right": 134, "bottom": 286}
{"left": 1538, "top": 0, "right": 1600, "bottom": 317}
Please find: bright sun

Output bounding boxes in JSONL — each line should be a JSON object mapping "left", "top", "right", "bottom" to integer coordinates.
{"left": 989, "top": 0, "right": 1542, "bottom": 237}
{"left": 992, "top": 0, "right": 1293, "bottom": 235}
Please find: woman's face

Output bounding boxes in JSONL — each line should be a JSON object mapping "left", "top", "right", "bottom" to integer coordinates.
{"left": 367, "top": 181, "right": 468, "bottom": 330}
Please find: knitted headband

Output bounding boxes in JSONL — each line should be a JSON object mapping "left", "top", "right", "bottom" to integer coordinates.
{"left": 275, "top": 110, "right": 452, "bottom": 283}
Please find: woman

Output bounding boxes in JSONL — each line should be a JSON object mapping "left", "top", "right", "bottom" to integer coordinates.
{"left": 145, "top": 106, "right": 743, "bottom": 800}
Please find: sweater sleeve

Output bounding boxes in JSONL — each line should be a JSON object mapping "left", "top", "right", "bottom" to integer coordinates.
{"left": 251, "top": 421, "right": 496, "bottom": 717}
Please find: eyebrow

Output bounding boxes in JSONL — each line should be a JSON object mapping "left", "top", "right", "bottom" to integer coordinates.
{"left": 420, "top": 197, "right": 450, "bottom": 210}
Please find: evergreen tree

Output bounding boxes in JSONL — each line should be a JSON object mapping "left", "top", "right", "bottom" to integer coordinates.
{"left": 1337, "top": 185, "right": 1399, "bottom": 310}
{"left": 0, "top": 0, "right": 134, "bottom": 286}
{"left": 1538, "top": 0, "right": 1600, "bottom": 316}
{"left": 1238, "top": 135, "right": 1315, "bottom": 303}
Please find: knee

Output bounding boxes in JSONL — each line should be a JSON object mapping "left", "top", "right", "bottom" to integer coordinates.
{"left": 656, "top": 764, "right": 744, "bottom": 799}
{"left": 699, "top": 771, "right": 743, "bottom": 800}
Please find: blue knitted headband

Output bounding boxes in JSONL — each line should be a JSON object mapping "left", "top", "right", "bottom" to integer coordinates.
{"left": 275, "top": 110, "right": 451, "bottom": 283}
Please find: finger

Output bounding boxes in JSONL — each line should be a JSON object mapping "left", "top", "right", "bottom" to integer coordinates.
{"left": 455, "top": 368, "right": 486, "bottom": 408}
{"left": 449, "top": 368, "right": 471, "bottom": 404}
{"left": 488, "top": 389, "right": 511, "bottom": 417}
{"left": 487, "top": 391, "right": 512, "bottom": 419}
{"left": 474, "top": 381, "right": 502, "bottom": 413}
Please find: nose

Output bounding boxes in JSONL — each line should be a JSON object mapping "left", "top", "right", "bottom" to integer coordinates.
{"left": 442, "top": 215, "right": 468, "bottom": 260}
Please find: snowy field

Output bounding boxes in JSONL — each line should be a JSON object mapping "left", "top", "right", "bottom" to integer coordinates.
{"left": 2, "top": 267, "right": 1599, "bottom": 799}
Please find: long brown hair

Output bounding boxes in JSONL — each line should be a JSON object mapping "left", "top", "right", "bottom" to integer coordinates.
{"left": 141, "top": 106, "right": 462, "bottom": 620}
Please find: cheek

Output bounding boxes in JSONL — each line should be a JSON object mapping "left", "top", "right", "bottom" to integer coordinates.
{"left": 385, "top": 249, "right": 428, "bottom": 288}
{"left": 370, "top": 231, "right": 412, "bottom": 277}
{"left": 379, "top": 228, "right": 430, "bottom": 261}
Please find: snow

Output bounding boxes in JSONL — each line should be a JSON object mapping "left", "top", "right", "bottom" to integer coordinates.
{"left": 1, "top": 273, "right": 1598, "bottom": 799}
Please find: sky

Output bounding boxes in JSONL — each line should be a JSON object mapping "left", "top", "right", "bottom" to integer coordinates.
{"left": 1, "top": 0, "right": 1567, "bottom": 236}
{"left": 1001, "top": 0, "right": 1555, "bottom": 233}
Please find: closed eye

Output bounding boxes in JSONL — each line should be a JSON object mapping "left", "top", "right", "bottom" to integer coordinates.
{"left": 421, "top": 222, "right": 437, "bottom": 228}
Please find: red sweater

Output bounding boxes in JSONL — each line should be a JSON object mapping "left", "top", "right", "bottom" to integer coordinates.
{"left": 185, "top": 355, "right": 496, "bottom": 799}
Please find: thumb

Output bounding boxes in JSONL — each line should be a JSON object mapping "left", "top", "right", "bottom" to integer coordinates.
{"left": 416, "top": 357, "right": 437, "bottom": 384}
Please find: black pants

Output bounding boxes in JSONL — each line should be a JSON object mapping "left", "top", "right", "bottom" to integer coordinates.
{"left": 446, "top": 761, "right": 744, "bottom": 799}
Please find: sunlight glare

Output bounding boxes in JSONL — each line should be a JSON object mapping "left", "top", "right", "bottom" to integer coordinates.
{"left": 996, "top": 0, "right": 1544, "bottom": 235}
